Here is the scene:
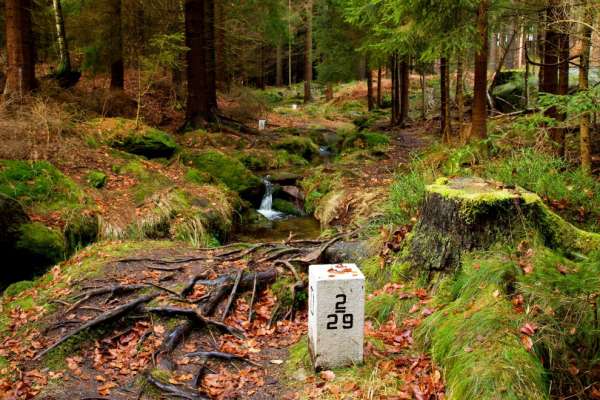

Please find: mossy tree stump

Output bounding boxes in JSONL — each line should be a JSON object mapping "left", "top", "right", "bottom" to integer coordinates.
{"left": 408, "top": 177, "right": 599, "bottom": 274}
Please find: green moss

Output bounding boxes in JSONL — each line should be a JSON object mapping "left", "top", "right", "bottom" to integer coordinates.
{"left": 86, "top": 170, "right": 107, "bottom": 188}
{"left": 417, "top": 256, "right": 548, "bottom": 400}
{"left": 286, "top": 336, "right": 311, "bottom": 373}
{"left": 184, "top": 168, "right": 214, "bottom": 185}
{"left": 16, "top": 222, "right": 65, "bottom": 270}
{"left": 341, "top": 131, "right": 390, "bottom": 150}
{"left": 0, "top": 160, "right": 88, "bottom": 214}
{"left": 272, "top": 199, "right": 302, "bottom": 216}
{"left": 3, "top": 280, "right": 35, "bottom": 297}
{"left": 120, "top": 160, "right": 170, "bottom": 204}
{"left": 109, "top": 128, "right": 179, "bottom": 159}
{"left": 273, "top": 136, "right": 320, "bottom": 160}
{"left": 365, "top": 293, "right": 397, "bottom": 325}
{"left": 183, "top": 150, "right": 261, "bottom": 193}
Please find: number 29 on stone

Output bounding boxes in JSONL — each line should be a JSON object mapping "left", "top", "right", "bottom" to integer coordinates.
{"left": 326, "top": 294, "right": 353, "bottom": 329}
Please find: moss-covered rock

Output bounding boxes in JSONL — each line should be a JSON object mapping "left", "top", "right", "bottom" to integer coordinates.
{"left": 109, "top": 128, "right": 178, "bottom": 159}
{"left": 0, "top": 193, "right": 29, "bottom": 257}
{"left": 272, "top": 198, "right": 302, "bottom": 216}
{"left": 182, "top": 150, "right": 262, "bottom": 203}
{"left": 341, "top": 131, "right": 390, "bottom": 150}
{"left": 86, "top": 170, "right": 107, "bottom": 188}
{"left": 15, "top": 222, "right": 65, "bottom": 274}
{"left": 64, "top": 214, "right": 99, "bottom": 253}
{"left": 273, "top": 136, "right": 320, "bottom": 160}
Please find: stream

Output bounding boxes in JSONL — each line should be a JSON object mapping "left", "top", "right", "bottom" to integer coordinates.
{"left": 232, "top": 177, "right": 321, "bottom": 243}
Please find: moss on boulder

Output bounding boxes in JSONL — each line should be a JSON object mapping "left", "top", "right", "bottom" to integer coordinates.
{"left": 272, "top": 198, "right": 302, "bottom": 216}
{"left": 109, "top": 127, "right": 178, "bottom": 159}
{"left": 183, "top": 150, "right": 262, "bottom": 203}
{"left": 273, "top": 136, "right": 320, "bottom": 160}
{"left": 15, "top": 223, "right": 65, "bottom": 273}
{"left": 86, "top": 170, "right": 107, "bottom": 188}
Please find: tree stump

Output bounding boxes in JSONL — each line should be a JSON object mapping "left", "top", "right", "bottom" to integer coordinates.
{"left": 407, "top": 177, "right": 600, "bottom": 273}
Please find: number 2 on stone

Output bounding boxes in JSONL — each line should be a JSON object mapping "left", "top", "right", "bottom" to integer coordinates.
{"left": 326, "top": 294, "right": 353, "bottom": 329}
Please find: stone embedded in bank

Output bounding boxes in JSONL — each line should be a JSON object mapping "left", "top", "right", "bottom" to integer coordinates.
{"left": 308, "top": 263, "right": 365, "bottom": 370}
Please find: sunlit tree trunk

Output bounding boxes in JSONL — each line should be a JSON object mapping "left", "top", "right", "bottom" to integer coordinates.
{"left": 456, "top": 55, "right": 465, "bottom": 142}
{"left": 276, "top": 40, "right": 284, "bottom": 86}
{"left": 109, "top": 0, "right": 124, "bottom": 89}
{"left": 440, "top": 56, "right": 451, "bottom": 142}
{"left": 366, "top": 55, "right": 374, "bottom": 111}
{"left": 471, "top": 0, "right": 490, "bottom": 140}
{"left": 376, "top": 67, "right": 382, "bottom": 107}
{"left": 4, "top": 0, "right": 36, "bottom": 96}
{"left": 303, "top": 0, "right": 313, "bottom": 103}
{"left": 52, "top": 0, "right": 71, "bottom": 74}
{"left": 579, "top": 9, "right": 593, "bottom": 173}
{"left": 400, "top": 58, "right": 409, "bottom": 125}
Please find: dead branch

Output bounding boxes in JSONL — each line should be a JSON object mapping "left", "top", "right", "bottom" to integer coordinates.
{"left": 221, "top": 270, "right": 243, "bottom": 321}
{"left": 143, "top": 306, "right": 245, "bottom": 338}
{"left": 185, "top": 351, "right": 262, "bottom": 368}
{"left": 156, "top": 321, "right": 193, "bottom": 370}
{"left": 146, "top": 373, "right": 208, "bottom": 400}
{"left": 248, "top": 273, "right": 258, "bottom": 323}
{"left": 68, "top": 284, "right": 148, "bottom": 313}
{"left": 180, "top": 272, "right": 210, "bottom": 297}
{"left": 36, "top": 293, "right": 160, "bottom": 360}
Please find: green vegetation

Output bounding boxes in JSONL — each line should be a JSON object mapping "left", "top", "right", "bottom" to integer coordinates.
{"left": 86, "top": 170, "right": 107, "bottom": 188}
{"left": 183, "top": 150, "right": 262, "bottom": 194}
{"left": 108, "top": 126, "right": 179, "bottom": 159}
{"left": 272, "top": 198, "right": 302, "bottom": 216}
{"left": 0, "top": 160, "right": 87, "bottom": 213}
{"left": 16, "top": 223, "right": 65, "bottom": 270}
{"left": 273, "top": 136, "right": 320, "bottom": 160}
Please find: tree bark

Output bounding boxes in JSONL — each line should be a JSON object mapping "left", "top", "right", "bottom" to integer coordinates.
{"left": 540, "top": 3, "right": 562, "bottom": 155}
{"left": 377, "top": 67, "right": 382, "bottom": 108}
{"left": 400, "top": 58, "right": 409, "bottom": 125}
{"left": 579, "top": 10, "right": 593, "bottom": 173}
{"left": 185, "top": 0, "right": 217, "bottom": 125}
{"left": 420, "top": 71, "right": 426, "bottom": 120}
{"left": 366, "top": 55, "right": 374, "bottom": 111}
{"left": 472, "top": 0, "right": 490, "bottom": 141}
{"left": 52, "top": 0, "right": 71, "bottom": 74}
{"left": 303, "top": 0, "right": 313, "bottom": 103}
{"left": 391, "top": 54, "right": 400, "bottom": 125}
{"left": 488, "top": 31, "right": 497, "bottom": 71}
{"left": 215, "top": 0, "right": 226, "bottom": 86}
{"left": 4, "top": 0, "right": 36, "bottom": 96}
{"left": 440, "top": 57, "right": 451, "bottom": 142}
{"left": 456, "top": 55, "right": 465, "bottom": 142}
{"left": 109, "top": 0, "right": 124, "bottom": 90}
{"left": 276, "top": 40, "right": 284, "bottom": 86}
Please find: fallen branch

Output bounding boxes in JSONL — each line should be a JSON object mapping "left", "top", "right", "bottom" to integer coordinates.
{"left": 36, "top": 293, "right": 159, "bottom": 360}
{"left": 221, "top": 270, "right": 243, "bottom": 321}
{"left": 67, "top": 284, "right": 148, "bottom": 313}
{"left": 143, "top": 306, "right": 244, "bottom": 338}
{"left": 248, "top": 273, "right": 258, "bottom": 323}
{"left": 146, "top": 374, "right": 208, "bottom": 400}
{"left": 157, "top": 321, "right": 193, "bottom": 370}
{"left": 180, "top": 272, "right": 210, "bottom": 297}
{"left": 185, "top": 351, "right": 262, "bottom": 368}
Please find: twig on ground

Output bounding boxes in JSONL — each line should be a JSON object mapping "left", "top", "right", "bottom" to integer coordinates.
{"left": 221, "top": 270, "right": 243, "bottom": 321}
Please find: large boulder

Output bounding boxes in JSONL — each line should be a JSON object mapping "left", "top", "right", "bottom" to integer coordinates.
{"left": 183, "top": 150, "right": 263, "bottom": 205}
{"left": 273, "top": 136, "right": 320, "bottom": 160}
{"left": 110, "top": 127, "right": 179, "bottom": 159}
{"left": 0, "top": 193, "right": 30, "bottom": 258}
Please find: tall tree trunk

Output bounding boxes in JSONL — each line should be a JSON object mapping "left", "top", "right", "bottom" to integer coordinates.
{"left": 52, "top": 0, "right": 71, "bottom": 74}
{"left": 541, "top": 3, "right": 562, "bottom": 154}
{"left": 391, "top": 54, "right": 400, "bottom": 125}
{"left": 204, "top": 0, "right": 217, "bottom": 110}
{"left": 185, "top": 0, "right": 217, "bottom": 125}
{"left": 420, "top": 71, "right": 426, "bottom": 120}
{"left": 325, "top": 82, "right": 333, "bottom": 101}
{"left": 440, "top": 56, "right": 451, "bottom": 141}
{"left": 109, "top": 0, "right": 124, "bottom": 89}
{"left": 366, "top": 55, "right": 374, "bottom": 111}
{"left": 288, "top": 0, "right": 293, "bottom": 87}
{"left": 517, "top": 24, "right": 525, "bottom": 69}
{"left": 276, "top": 40, "right": 284, "bottom": 86}
{"left": 456, "top": 55, "right": 465, "bottom": 142}
{"left": 579, "top": 9, "right": 593, "bottom": 173}
{"left": 472, "top": 0, "right": 490, "bottom": 140}
{"left": 400, "top": 58, "right": 409, "bottom": 125}
{"left": 303, "top": 0, "right": 313, "bottom": 103}
{"left": 488, "top": 31, "right": 497, "bottom": 71}
{"left": 214, "top": 0, "right": 226, "bottom": 86}
{"left": 4, "top": 0, "right": 36, "bottom": 96}
{"left": 377, "top": 67, "right": 382, "bottom": 107}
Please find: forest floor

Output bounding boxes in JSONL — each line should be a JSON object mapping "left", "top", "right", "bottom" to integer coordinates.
{"left": 0, "top": 79, "right": 445, "bottom": 399}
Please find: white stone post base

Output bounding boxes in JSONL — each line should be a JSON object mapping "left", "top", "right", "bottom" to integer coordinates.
{"left": 308, "top": 264, "right": 365, "bottom": 370}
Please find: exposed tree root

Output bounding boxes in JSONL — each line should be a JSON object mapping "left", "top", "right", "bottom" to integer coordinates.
{"left": 185, "top": 351, "right": 262, "bottom": 368}
{"left": 156, "top": 321, "right": 193, "bottom": 370}
{"left": 36, "top": 293, "right": 160, "bottom": 360}
{"left": 220, "top": 270, "right": 243, "bottom": 321}
{"left": 146, "top": 374, "right": 209, "bottom": 400}
{"left": 142, "top": 307, "right": 245, "bottom": 338}
{"left": 67, "top": 284, "right": 148, "bottom": 313}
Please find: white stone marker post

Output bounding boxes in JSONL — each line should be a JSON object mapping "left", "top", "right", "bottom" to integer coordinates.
{"left": 308, "top": 263, "right": 365, "bottom": 370}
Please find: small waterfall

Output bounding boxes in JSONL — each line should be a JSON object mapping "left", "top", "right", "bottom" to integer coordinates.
{"left": 257, "top": 177, "right": 285, "bottom": 220}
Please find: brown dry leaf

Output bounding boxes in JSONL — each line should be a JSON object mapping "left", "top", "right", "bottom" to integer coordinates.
{"left": 320, "top": 370, "right": 336, "bottom": 381}
{"left": 521, "top": 335, "right": 534, "bottom": 351}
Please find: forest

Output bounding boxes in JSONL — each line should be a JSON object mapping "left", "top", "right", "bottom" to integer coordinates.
{"left": 0, "top": 0, "right": 599, "bottom": 398}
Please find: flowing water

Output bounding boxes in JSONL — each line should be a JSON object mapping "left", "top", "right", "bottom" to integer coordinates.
{"left": 233, "top": 177, "right": 321, "bottom": 242}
